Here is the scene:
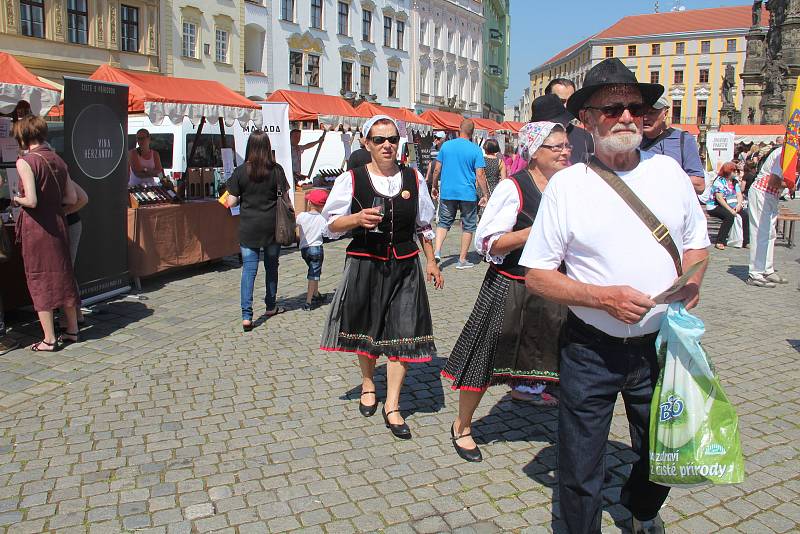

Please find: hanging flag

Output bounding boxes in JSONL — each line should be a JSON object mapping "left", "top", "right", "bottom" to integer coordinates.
{"left": 780, "top": 76, "right": 800, "bottom": 190}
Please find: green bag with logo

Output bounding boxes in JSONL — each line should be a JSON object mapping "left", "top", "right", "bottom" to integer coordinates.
{"left": 649, "top": 302, "right": 745, "bottom": 487}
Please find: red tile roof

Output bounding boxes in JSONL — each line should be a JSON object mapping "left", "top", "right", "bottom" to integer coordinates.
{"left": 537, "top": 5, "right": 766, "bottom": 70}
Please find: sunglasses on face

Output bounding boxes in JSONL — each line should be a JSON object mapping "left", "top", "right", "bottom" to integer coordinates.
{"left": 369, "top": 135, "right": 400, "bottom": 145}
{"left": 540, "top": 143, "right": 573, "bottom": 153}
{"left": 585, "top": 102, "right": 648, "bottom": 118}
{"left": 136, "top": 136, "right": 148, "bottom": 141}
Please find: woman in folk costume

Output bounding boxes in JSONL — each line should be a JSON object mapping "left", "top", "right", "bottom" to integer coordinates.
{"left": 321, "top": 115, "right": 444, "bottom": 440}
{"left": 441, "top": 121, "right": 570, "bottom": 462}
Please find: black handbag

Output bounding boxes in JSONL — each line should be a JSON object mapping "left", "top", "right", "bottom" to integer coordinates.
{"left": 274, "top": 167, "right": 297, "bottom": 246}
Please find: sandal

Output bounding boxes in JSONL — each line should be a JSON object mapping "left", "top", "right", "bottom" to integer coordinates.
{"left": 58, "top": 332, "right": 80, "bottom": 345}
{"left": 715, "top": 243, "right": 726, "bottom": 250}
{"left": 265, "top": 306, "right": 286, "bottom": 317}
{"left": 242, "top": 321, "right": 253, "bottom": 332}
{"left": 30, "top": 340, "right": 61, "bottom": 352}
{"left": 530, "top": 392, "right": 559, "bottom": 407}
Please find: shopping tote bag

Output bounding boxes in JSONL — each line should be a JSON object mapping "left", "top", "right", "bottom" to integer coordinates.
{"left": 649, "top": 302, "right": 745, "bottom": 487}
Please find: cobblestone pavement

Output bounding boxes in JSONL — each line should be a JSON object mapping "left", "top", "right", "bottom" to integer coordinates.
{"left": 0, "top": 202, "right": 799, "bottom": 533}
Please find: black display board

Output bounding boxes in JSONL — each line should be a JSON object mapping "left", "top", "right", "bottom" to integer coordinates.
{"left": 63, "top": 77, "right": 130, "bottom": 301}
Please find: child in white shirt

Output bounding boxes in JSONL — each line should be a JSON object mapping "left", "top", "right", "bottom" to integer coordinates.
{"left": 296, "top": 189, "right": 329, "bottom": 311}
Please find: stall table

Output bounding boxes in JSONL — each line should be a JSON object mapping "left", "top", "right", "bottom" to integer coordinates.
{"left": 127, "top": 201, "right": 239, "bottom": 287}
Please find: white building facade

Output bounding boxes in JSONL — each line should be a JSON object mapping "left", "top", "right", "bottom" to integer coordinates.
{"left": 410, "top": 0, "right": 484, "bottom": 116}
{"left": 244, "top": 0, "right": 271, "bottom": 99}
{"left": 268, "top": 0, "right": 412, "bottom": 108}
{"left": 162, "top": 1, "right": 243, "bottom": 92}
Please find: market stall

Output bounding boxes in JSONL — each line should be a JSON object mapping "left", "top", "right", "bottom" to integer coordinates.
{"left": 419, "top": 110, "right": 464, "bottom": 132}
{"left": 267, "top": 89, "right": 367, "bottom": 130}
{"left": 355, "top": 102, "right": 433, "bottom": 135}
{"left": 1, "top": 53, "right": 62, "bottom": 311}
{"left": 86, "top": 65, "right": 263, "bottom": 283}
{"left": 719, "top": 124, "right": 786, "bottom": 144}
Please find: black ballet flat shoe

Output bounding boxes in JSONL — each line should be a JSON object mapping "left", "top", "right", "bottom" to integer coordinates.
{"left": 382, "top": 408, "right": 411, "bottom": 440}
{"left": 359, "top": 391, "right": 378, "bottom": 417}
{"left": 451, "top": 423, "right": 482, "bottom": 462}
{"left": 242, "top": 321, "right": 254, "bottom": 332}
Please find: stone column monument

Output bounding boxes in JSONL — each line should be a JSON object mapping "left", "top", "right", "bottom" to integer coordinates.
{"left": 758, "top": 0, "right": 800, "bottom": 124}
{"left": 740, "top": 1, "right": 767, "bottom": 124}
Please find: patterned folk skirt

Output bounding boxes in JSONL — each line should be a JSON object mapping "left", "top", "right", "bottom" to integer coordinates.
{"left": 321, "top": 255, "right": 436, "bottom": 362}
{"left": 442, "top": 267, "right": 566, "bottom": 391}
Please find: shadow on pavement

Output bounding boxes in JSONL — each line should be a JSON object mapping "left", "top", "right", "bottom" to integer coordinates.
{"left": 524, "top": 440, "right": 637, "bottom": 534}
{"left": 471, "top": 393, "right": 558, "bottom": 445}
{"left": 726, "top": 264, "right": 749, "bottom": 281}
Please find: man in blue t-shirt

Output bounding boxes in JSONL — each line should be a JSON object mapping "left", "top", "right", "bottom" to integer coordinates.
{"left": 430, "top": 119, "right": 488, "bottom": 269}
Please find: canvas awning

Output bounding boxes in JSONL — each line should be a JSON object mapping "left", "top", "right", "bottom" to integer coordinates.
{"left": 499, "top": 121, "right": 524, "bottom": 133}
{"left": 267, "top": 89, "right": 367, "bottom": 129}
{"left": 355, "top": 102, "right": 432, "bottom": 133}
{"left": 0, "top": 52, "right": 61, "bottom": 115}
{"left": 672, "top": 124, "right": 700, "bottom": 136}
{"left": 419, "top": 110, "right": 464, "bottom": 131}
{"left": 88, "top": 65, "right": 262, "bottom": 127}
{"left": 471, "top": 117, "right": 502, "bottom": 134}
{"left": 719, "top": 124, "right": 785, "bottom": 144}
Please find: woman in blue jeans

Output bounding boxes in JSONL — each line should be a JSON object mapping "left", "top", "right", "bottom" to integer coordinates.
{"left": 225, "top": 131, "right": 287, "bottom": 331}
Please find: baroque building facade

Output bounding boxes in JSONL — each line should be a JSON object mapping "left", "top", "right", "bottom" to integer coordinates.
{"left": 0, "top": 0, "right": 161, "bottom": 84}
{"left": 527, "top": 5, "right": 764, "bottom": 127}
{"left": 481, "top": 0, "right": 508, "bottom": 122}
{"left": 268, "top": 0, "right": 411, "bottom": 109}
{"left": 410, "top": 0, "right": 483, "bottom": 116}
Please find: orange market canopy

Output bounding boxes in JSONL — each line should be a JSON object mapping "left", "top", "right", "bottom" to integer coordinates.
{"left": 419, "top": 110, "right": 464, "bottom": 131}
{"left": 499, "top": 121, "right": 524, "bottom": 133}
{"left": 267, "top": 89, "right": 366, "bottom": 129}
{"left": 672, "top": 124, "right": 700, "bottom": 136}
{"left": 719, "top": 124, "right": 786, "bottom": 144}
{"left": 89, "top": 65, "right": 262, "bottom": 127}
{"left": 0, "top": 52, "right": 61, "bottom": 115}
{"left": 355, "top": 102, "right": 432, "bottom": 133}
{"left": 471, "top": 117, "right": 502, "bottom": 134}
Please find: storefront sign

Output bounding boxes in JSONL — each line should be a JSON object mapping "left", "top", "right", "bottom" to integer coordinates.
{"left": 64, "top": 77, "right": 130, "bottom": 302}
{"left": 705, "top": 132, "right": 735, "bottom": 173}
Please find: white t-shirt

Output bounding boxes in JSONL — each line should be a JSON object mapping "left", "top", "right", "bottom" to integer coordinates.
{"left": 296, "top": 210, "right": 326, "bottom": 248}
{"left": 519, "top": 151, "right": 710, "bottom": 337}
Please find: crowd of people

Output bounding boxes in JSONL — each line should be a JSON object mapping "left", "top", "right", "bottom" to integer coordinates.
{"left": 3, "top": 55, "right": 795, "bottom": 534}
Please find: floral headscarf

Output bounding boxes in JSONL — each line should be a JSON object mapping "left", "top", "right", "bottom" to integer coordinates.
{"left": 517, "top": 121, "right": 564, "bottom": 162}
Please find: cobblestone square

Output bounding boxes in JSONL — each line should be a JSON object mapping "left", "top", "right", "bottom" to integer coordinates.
{"left": 0, "top": 208, "right": 798, "bottom": 533}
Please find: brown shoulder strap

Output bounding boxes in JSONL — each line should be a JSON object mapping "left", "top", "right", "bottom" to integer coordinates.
{"left": 588, "top": 156, "right": 683, "bottom": 276}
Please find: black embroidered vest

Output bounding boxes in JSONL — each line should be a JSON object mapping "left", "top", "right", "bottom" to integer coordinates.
{"left": 346, "top": 165, "right": 419, "bottom": 260}
{"left": 493, "top": 169, "right": 544, "bottom": 279}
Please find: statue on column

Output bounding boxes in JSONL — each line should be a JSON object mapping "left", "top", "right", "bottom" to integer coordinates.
{"left": 752, "top": 0, "right": 762, "bottom": 27}
{"left": 721, "top": 64, "right": 736, "bottom": 107}
{"left": 763, "top": 52, "right": 788, "bottom": 102}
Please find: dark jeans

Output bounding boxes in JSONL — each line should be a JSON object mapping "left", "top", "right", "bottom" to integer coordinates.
{"left": 240, "top": 244, "right": 281, "bottom": 321}
{"left": 708, "top": 205, "right": 749, "bottom": 246}
{"left": 558, "top": 316, "right": 670, "bottom": 534}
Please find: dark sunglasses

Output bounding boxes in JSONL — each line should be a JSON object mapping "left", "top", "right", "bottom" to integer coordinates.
{"left": 136, "top": 136, "right": 148, "bottom": 141}
{"left": 585, "top": 102, "right": 649, "bottom": 118}
{"left": 369, "top": 135, "right": 400, "bottom": 145}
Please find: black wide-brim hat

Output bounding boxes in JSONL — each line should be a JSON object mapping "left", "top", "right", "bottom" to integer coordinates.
{"left": 566, "top": 58, "right": 664, "bottom": 117}
{"left": 531, "top": 93, "right": 574, "bottom": 127}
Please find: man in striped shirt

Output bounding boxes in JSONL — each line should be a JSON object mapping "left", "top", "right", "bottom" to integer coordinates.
{"left": 747, "top": 146, "right": 789, "bottom": 287}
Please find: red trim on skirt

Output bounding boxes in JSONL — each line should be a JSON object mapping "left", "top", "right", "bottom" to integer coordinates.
{"left": 321, "top": 345, "right": 432, "bottom": 363}
{"left": 440, "top": 370, "right": 489, "bottom": 392}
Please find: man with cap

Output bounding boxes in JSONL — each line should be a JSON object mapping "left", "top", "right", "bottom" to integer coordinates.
{"left": 520, "top": 58, "right": 710, "bottom": 534}
{"left": 530, "top": 92, "right": 593, "bottom": 165}
{"left": 641, "top": 96, "right": 705, "bottom": 193}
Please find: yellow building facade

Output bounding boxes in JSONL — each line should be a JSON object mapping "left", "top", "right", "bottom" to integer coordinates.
{"left": 529, "top": 6, "right": 764, "bottom": 127}
{"left": 0, "top": 0, "right": 161, "bottom": 85}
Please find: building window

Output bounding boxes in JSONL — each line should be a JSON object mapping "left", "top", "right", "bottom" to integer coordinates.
{"left": 627, "top": 45, "right": 636, "bottom": 57}
{"left": 310, "top": 0, "right": 322, "bottom": 30}
{"left": 383, "top": 17, "right": 392, "bottom": 47}
{"left": 727, "top": 38, "right": 736, "bottom": 52}
{"left": 360, "top": 65, "right": 371, "bottom": 94}
{"left": 19, "top": 0, "right": 45, "bottom": 38}
{"left": 434, "top": 25, "right": 441, "bottom": 49}
{"left": 307, "top": 54, "right": 320, "bottom": 86}
{"left": 650, "top": 71, "right": 659, "bottom": 84}
{"left": 121, "top": 5, "right": 140, "bottom": 52}
{"left": 337, "top": 1, "right": 348, "bottom": 35}
{"left": 605, "top": 46, "right": 614, "bottom": 58}
{"left": 419, "top": 19, "right": 426, "bottom": 45}
{"left": 181, "top": 21, "right": 197, "bottom": 58}
{"left": 388, "top": 70, "right": 398, "bottom": 98}
{"left": 447, "top": 29, "right": 454, "bottom": 53}
{"left": 341, "top": 61, "right": 353, "bottom": 92}
{"left": 362, "top": 9, "right": 371, "bottom": 41}
{"left": 396, "top": 20, "right": 404, "bottom": 50}
{"left": 673, "top": 69, "right": 683, "bottom": 84}
{"left": 281, "top": 0, "right": 294, "bottom": 22}
{"left": 700, "top": 40, "right": 710, "bottom": 53}
{"left": 697, "top": 100, "right": 707, "bottom": 124}
{"left": 651, "top": 43, "right": 660, "bottom": 55}
{"left": 698, "top": 68, "right": 709, "bottom": 84}
{"left": 289, "top": 51, "right": 303, "bottom": 84}
{"left": 215, "top": 29, "right": 228, "bottom": 63}
{"left": 675, "top": 42, "right": 685, "bottom": 55}
{"left": 420, "top": 68, "right": 427, "bottom": 93}
{"left": 672, "top": 100, "right": 682, "bottom": 123}
{"left": 67, "top": 0, "right": 88, "bottom": 44}
{"left": 434, "top": 71, "right": 441, "bottom": 95}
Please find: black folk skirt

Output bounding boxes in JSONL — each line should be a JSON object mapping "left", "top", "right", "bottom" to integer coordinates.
{"left": 442, "top": 267, "right": 566, "bottom": 391}
{"left": 321, "top": 255, "right": 436, "bottom": 362}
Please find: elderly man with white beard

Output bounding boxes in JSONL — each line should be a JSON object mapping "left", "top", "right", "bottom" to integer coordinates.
{"left": 519, "top": 58, "right": 710, "bottom": 534}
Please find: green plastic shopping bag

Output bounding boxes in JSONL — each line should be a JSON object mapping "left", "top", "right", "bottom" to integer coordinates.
{"left": 649, "top": 302, "right": 745, "bottom": 487}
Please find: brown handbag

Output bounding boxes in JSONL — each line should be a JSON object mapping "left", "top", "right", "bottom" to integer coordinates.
{"left": 274, "top": 166, "right": 297, "bottom": 246}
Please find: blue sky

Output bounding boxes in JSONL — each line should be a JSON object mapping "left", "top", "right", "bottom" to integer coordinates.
{"left": 506, "top": 0, "right": 751, "bottom": 107}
